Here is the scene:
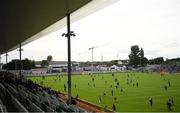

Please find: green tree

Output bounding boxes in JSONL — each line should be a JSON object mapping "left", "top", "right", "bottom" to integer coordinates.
{"left": 128, "top": 45, "right": 140, "bottom": 68}
{"left": 47, "top": 55, "right": 53, "bottom": 62}
{"left": 22, "top": 58, "right": 32, "bottom": 70}
{"left": 2, "top": 59, "right": 36, "bottom": 70}
{"left": 142, "top": 57, "right": 149, "bottom": 66}
{"left": 139, "top": 48, "right": 144, "bottom": 65}
{"left": 41, "top": 60, "right": 49, "bottom": 67}
{"left": 108, "top": 60, "right": 118, "bottom": 66}
{"left": 139, "top": 48, "right": 148, "bottom": 66}
{"left": 149, "top": 57, "right": 164, "bottom": 64}
{"left": 31, "top": 60, "right": 36, "bottom": 69}
{"left": 165, "top": 58, "right": 180, "bottom": 66}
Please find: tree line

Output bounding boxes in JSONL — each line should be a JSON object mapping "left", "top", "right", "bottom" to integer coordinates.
{"left": 2, "top": 59, "right": 35, "bottom": 70}
{"left": 2, "top": 48, "right": 179, "bottom": 70}
{"left": 128, "top": 45, "right": 180, "bottom": 68}
{"left": 2, "top": 55, "right": 53, "bottom": 70}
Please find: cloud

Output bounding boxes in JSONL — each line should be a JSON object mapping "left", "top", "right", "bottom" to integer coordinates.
{"left": 145, "top": 50, "right": 161, "bottom": 58}
{"left": 162, "top": 42, "right": 180, "bottom": 48}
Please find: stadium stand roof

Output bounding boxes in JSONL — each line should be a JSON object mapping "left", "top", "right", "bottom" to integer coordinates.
{"left": 0, "top": 0, "right": 119, "bottom": 54}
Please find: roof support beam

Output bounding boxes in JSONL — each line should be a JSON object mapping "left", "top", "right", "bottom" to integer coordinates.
{"left": 19, "top": 43, "right": 23, "bottom": 78}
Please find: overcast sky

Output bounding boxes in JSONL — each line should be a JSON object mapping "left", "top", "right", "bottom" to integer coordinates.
{"left": 1, "top": 0, "right": 180, "bottom": 63}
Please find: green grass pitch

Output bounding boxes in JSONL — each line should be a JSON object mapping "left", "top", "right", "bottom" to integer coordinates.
{"left": 27, "top": 72, "right": 180, "bottom": 112}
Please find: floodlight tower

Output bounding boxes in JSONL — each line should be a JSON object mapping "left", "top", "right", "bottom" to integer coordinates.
{"left": 101, "top": 52, "right": 103, "bottom": 62}
{"left": 5, "top": 51, "right": 8, "bottom": 64}
{"left": 4, "top": 51, "right": 9, "bottom": 70}
{"left": 17, "top": 43, "right": 24, "bottom": 78}
{"left": 78, "top": 53, "right": 81, "bottom": 61}
{"left": 78, "top": 50, "right": 89, "bottom": 62}
{"left": 62, "top": 14, "right": 76, "bottom": 104}
{"left": 0, "top": 55, "right": 1, "bottom": 70}
{"left": 89, "top": 44, "right": 108, "bottom": 73}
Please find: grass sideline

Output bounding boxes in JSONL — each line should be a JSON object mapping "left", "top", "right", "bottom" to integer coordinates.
{"left": 26, "top": 72, "right": 180, "bottom": 112}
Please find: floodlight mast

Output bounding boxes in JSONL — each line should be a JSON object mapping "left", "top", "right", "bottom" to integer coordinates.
{"left": 18, "top": 43, "right": 23, "bottom": 78}
{"left": 79, "top": 53, "right": 81, "bottom": 61}
{"left": 89, "top": 43, "right": 109, "bottom": 73}
{"left": 5, "top": 51, "right": 8, "bottom": 64}
{"left": 4, "top": 51, "right": 8, "bottom": 70}
{"left": 89, "top": 44, "right": 107, "bottom": 73}
{"left": 0, "top": 55, "right": 1, "bottom": 70}
{"left": 101, "top": 53, "right": 103, "bottom": 62}
{"left": 62, "top": 13, "right": 76, "bottom": 105}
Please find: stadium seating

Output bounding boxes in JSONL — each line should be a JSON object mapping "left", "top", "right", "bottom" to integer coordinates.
{"left": 68, "top": 105, "right": 81, "bottom": 112}
{"left": 45, "top": 104, "right": 56, "bottom": 112}
{"left": 0, "top": 83, "right": 6, "bottom": 96}
{"left": 11, "top": 92, "right": 28, "bottom": 112}
{"left": 0, "top": 99, "right": 7, "bottom": 113}
{"left": 2, "top": 81, "right": 19, "bottom": 98}
{"left": 27, "top": 90, "right": 40, "bottom": 104}
{"left": 0, "top": 71, "right": 86, "bottom": 112}
{"left": 56, "top": 101, "right": 70, "bottom": 111}
{"left": 29, "top": 100, "right": 44, "bottom": 112}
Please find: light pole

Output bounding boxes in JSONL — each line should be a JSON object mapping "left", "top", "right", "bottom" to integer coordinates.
{"left": 101, "top": 52, "right": 103, "bottom": 62}
{"left": 62, "top": 14, "right": 76, "bottom": 105}
{"left": 5, "top": 51, "right": 8, "bottom": 70}
{"left": 17, "top": 43, "right": 24, "bottom": 78}
{"left": 89, "top": 44, "right": 108, "bottom": 74}
{"left": 79, "top": 53, "right": 81, "bottom": 61}
{"left": 5, "top": 51, "right": 8, "bottom": 64}
{"left": 0, "top": 55, "right": 1, "bottom": 70}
